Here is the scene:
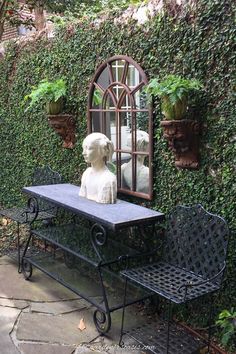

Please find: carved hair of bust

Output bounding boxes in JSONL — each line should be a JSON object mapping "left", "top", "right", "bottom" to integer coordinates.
{"left": 79, "top": 133, "right": 117, "bottom": 203}
{"left": 121, "top": 130, "right": 149, "bottom": 194}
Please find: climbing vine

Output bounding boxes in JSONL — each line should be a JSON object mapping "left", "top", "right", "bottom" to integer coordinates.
{"left": 0, "top": 0, "right": 235, "bottom": 339}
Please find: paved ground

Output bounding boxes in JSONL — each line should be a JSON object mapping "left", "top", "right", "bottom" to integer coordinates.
{"left": 0, "top": 256, "right": 147, "bottom": 354}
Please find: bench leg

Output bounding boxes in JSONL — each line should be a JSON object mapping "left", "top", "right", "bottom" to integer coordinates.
{"left": 207, "top": 293, "right": 214, "bottom": 353}
{"left": 17, "top": 222, "right": 22, "bottom": 273}
{"left": 166, "top": 300, "right": 172, "bottom": 354}
{"left": 119, "top": 277, "right": 128, "bottom": 347}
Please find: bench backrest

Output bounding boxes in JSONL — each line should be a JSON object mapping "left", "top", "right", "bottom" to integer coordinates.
{"left": 32, "top": 166, "right": 61, "bottom": 186}
{"left": 163, "top": 205, "right": 229, "bottom": 284}
{"left": 32, "top": 166, "right": 62, "bottom": 213}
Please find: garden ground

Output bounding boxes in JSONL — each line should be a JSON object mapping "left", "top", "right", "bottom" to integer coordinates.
{"left": 0, "top": 255, "right": 148, "bottom": 354}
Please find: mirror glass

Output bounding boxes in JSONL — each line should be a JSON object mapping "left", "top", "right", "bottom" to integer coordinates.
{"left": 88, "top": 56, "right": 153, "bottom": 200}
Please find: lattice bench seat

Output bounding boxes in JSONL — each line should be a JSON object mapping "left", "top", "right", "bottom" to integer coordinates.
{"left": 121, "top": 261, "right": 219, "bottom": 304}
{"left": 0, "top": 207, "right": 55, "bottom": 224}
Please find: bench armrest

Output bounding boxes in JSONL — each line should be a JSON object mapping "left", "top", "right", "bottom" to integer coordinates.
{"left": 99, "top": 248, "right": 159, "bottom": 268}
{"left": 178, "top": 262, "right": 226, "bottom": 294}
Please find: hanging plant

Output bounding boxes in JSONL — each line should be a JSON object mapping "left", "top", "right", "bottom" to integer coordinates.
{"left": 146, "top": 75, "right": 203, "bottom": 169}
{"left": 146, "top": 75, "right": 202, "bottom": 120}
{"left": 24, "top": 78, "right": 67, "bottom": 115}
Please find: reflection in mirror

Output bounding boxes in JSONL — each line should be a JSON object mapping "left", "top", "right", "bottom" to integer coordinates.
{"left": 118, "top": 92, "right": 132, "bottom": 110}
{"left": 119, "top": 111, "right": 132, "bottom": 151}
{"left": 97, "top": 66, "right": 110, "bottom": 89}
{"left": 91, "top": 112, "right": 102, "bottom": 132}
{"left": 113, "top": 84, "right": 124, "bottom": 101}
{"left": 133, "top": 86, "right": 148, "bottom": 109}
{"left": 136, "top": 111, "right": 149, "bottom": 133}
{"left": 121, "top": 130, "right": 149, "bottom": 193}
{"left": 104, "top": 90, "right": 116, "bottom": 109}
{"left": 104, "top": 111, "right": 116, "bottom": 153}
{"left": 121, "top": 152, "right": 132, "bottom": 190}
{"left": 88, "top": 55, "right": 153, "bottom": 199}
{"left": 135, "top": 130, "right": 149, "bottom": 153}
{"left": 112, "top": 60, "right": 125, "bottom": 82}
{"left": 126, "top": 65, "right": 141, "bottom": 88}
{"left": 136, "top": 154, "right": 149, "bottom": 194}
{"left": 92, "top": 87, "right": 103, "bottom": 109}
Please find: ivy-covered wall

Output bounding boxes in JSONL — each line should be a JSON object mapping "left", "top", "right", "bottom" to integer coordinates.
{"left": 0, "top": 0, "right": 235, "bottom": 307}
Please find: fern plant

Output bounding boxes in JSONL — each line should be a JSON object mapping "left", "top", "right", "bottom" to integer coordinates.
{"left": 24, "top": 78, "right": 66, "bottom": 112}
{"left": 146, "top": 75, "right": 202, "bottom": 120}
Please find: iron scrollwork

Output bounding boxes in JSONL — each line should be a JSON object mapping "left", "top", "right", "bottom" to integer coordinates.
{"left": 90, "top": 223, "right": 107, "bottom": 261}
{"left": 22, "top": 197, "right": 39, "bottom": 224}
{"left": 93, "top": 309, "right": 111, "bottom": 334}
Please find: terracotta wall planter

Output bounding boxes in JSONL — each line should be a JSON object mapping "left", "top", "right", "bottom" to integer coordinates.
{"left": 160, "top": 119, "right": 200, "bottom": 169}
{"left": 48, "top": 114, "right": 76, "bottom": 149}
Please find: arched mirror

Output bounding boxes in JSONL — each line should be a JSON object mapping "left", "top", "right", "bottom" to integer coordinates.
{"left": 87, "top": 55, "right": 153, "bottom": 200}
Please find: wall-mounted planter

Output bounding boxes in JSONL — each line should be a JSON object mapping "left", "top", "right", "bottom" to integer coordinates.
{"left": 48, "top": 114, "right": 76, "bottom": 149}
{"left": 46, "top": 98, "right": 64, "bottom": 115}
{"left": 160, "top": 119, "right": 200, "bottom": 169}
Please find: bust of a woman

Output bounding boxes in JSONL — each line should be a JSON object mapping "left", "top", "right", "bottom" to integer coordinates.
{"left": 79, "top": 133, "right": 117, "bottom": 204}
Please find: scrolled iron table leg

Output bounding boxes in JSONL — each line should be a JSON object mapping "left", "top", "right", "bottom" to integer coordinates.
{"left": 21, "top": 230, "right": 34, "bottom": 280}
{"left": 22, "top": 258, "right": 33, "bottom": 280}
{"left": 93, "top": 309, "right": 111, "bottom": 334}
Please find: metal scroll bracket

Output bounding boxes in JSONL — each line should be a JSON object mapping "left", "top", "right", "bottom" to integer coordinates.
{"left": 22, "top": 197, "right": 39, "bottom": 224}
{"left": 90, "top": 223, "right": 107, "bottom": 262}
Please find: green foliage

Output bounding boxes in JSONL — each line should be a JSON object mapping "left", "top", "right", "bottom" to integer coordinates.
{"left": 92, "top": 88, "right": 103, "bottom": 106}
{"left": 216, "top": 308, "right": 236, "bottom": 347}
{"left": 146, "top": 75, "right": 203, "bottom": 119}
{"left": 24, "top": 78, "right": 66, "bottom": 110}
{"left": 107, "top": 161, "right": 116, "bottom": 175}
{"left": 63, "top": 0, "right": 142, "bottom": 19}
{"left": 0, "top": 0, "right": 235, "bottom": 334}
{"left": 48, "top": 0, "right": 142, "bottom": 22}
{"left": 146, "top": 75, "right": 202, "bottom": 105}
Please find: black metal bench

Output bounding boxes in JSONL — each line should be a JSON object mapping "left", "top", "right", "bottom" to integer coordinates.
{"left": 0, "top": 166, "right": 61, "bottom": 272}
{"left": 119, "top": 204, "right": 229, "bottom": 353}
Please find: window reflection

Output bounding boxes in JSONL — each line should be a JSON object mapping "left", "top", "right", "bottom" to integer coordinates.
{"left": 121, "top": 130, "right": 149, "bottom": 194}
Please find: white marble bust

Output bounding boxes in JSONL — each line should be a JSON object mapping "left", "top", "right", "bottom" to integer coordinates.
{"left": 121, "top": 130, "right": 149, "bottom": 194}
{"left": 79, "top": 133, "right": 117, "bottom": 204}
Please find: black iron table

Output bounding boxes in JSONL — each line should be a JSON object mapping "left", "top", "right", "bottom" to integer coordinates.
{"left": 21, "top": 183, "right": 164, "bottom": 333}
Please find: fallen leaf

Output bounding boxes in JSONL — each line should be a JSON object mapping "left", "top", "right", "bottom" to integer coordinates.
{"left": 78, "top": 318, "right": 86, "bottom": 331}
{"left": 1, "top": 218, "right": 9, "bottom": 226}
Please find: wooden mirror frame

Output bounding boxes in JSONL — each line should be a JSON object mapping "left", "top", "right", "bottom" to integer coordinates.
{"left": 87, "top": 55, "right": 153, "bottom": 200}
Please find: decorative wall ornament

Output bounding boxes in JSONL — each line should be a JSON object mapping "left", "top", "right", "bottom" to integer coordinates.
{"left": 48, "top": 114, "right": 76, "bottom": 149}
{"left": 160, "top": 119, "right": 200, "bottom": 169}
